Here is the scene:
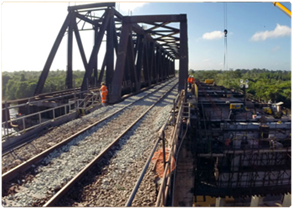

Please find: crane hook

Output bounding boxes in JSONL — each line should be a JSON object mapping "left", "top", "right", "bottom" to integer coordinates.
{"left": 224, "top": 29, "right": 228, "bottom": 37}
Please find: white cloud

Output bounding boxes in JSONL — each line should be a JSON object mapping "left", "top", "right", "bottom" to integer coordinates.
{"left": 250, "top": 24, "right": 291, "bottom": 41}
{"left": 118, "top": 2, "right": 148, "bottom": 13}
{"left": 203, "top": 58, "right": 210, "bottom": 62}
{"left": 272, "top": 46, "right": 280, "bottom": 51}
{"left": 202, "top": 31, "right": 224, "bottom": 40}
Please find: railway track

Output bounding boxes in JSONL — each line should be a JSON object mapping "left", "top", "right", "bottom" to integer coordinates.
{"left": 2, "top": 78, "right": 175, "bottom": 173}
{"left": 2, "top": 78, "right": 178, "bottom": 207}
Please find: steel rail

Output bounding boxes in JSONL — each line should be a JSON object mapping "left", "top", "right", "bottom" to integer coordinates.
{"left": 2, "top": 79, "right": 170, "bottom": 152}
{"left": 2, "top": 78, "right": 176, "bottom": 182}
{"left": 125, "top": 113, "right": 174, "bottom": 206}
{"left": 124, "top": 91, "right": 182, "bottom": 206}
{"left": 43, "top": 81, "right": 178, "bottom": 206}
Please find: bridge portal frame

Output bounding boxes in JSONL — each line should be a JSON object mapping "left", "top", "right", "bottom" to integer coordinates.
{"left": 34, "top": 3, "right": 188, "bottom": 103}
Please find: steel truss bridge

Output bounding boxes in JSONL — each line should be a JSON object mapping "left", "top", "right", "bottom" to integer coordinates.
{"left": 34, "top": 2, "right": 188, "bottom": 103}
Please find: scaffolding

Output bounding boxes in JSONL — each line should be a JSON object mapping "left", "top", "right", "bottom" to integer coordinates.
{"left": 192, "top": 83, "right": 291, "bottom": 199}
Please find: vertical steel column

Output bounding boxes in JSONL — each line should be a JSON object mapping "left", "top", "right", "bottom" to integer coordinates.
{"left": 109, "top": 18, "right": 130, "bottom": 103}
{"left": 66, "top": 12, "right": 73, "bottom": 89}
{"left": 160, "top": 53, "right": 164, "bottom": 80}
{"left": 34, "top": 12, "right": 72, "bottom": 95}
{"left": 163, "top": 54, "right": 167, "bottom": 79}
{"left": 155, "top": 47, "right": 159, "bottom": 83}
{"left": 143, "top": 41, "right": 151, "bottom": 87}
{"left": 157, "top": 48, "right": 161, "bottom": 81}
{"left": 106, "top": 9, "right": 114, "bottom": 89}
{"left": 161, "top": 52, "right": 164, "bottom": 80}
{"left": 149, "top": 42, "right": 154, "bottom": 84}
{"left": 179, "top": 14, "right": 188, "bottom": 92}
{"left": 127, "top": 34, "right": 139, "bottom": 92}
{"left": 135, "top": 35, "right": 144, "bottom": 86}
{"left": 81, "top": 9, "right": 111, "bottom": 91}
{"left": 167, "top": 57, "right": 171, "bottom": 77}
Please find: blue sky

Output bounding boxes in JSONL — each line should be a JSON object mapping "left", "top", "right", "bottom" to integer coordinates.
{"left": 1, "top": 1, "right": 291, "bottom": 72}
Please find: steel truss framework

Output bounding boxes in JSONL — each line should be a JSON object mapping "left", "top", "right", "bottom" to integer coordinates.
{"left": 192, "top": 108, "right": 291, "bottom": 198}
{"left": 34, "top": 3, "right": 188, "bottom": 103}
{"left": 195, "top": 149, "right": 291, "bottom": 197}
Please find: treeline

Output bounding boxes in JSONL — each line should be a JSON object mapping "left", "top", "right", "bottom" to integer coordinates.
{"left": 2, "top": 69, "right": 291, "bottom": 109}
{"left": 189, "top": 68, "right": 291, "bottom": 108}
{"left": 2, "top": 70, "right": 85, "bottom": 100}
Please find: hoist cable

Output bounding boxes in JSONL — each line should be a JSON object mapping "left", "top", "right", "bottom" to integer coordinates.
{"left": 223, "top": 3, "right": 228, "bottom": 71}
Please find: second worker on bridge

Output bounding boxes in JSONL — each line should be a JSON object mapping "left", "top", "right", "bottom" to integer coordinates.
{"left": 100, "top": 82, "right": 108, "bottom": 106}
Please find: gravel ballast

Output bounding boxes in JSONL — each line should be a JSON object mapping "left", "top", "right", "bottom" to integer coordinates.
{"left": 2, "top": 79, "right": 178, "bottom": 207}
{"left": 2, "top": 78, "right": 175, "bottom": 173}
{"left": 57, "top": 85, "right": 178, "bottom": 207}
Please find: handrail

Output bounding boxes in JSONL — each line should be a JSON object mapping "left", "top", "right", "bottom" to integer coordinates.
{"left": 2, "top": 89, "right": 103, "bottom": 139}
{"left": 155, "top": 90, "right": 186, "bottom": 206}
{"left": 2, "top": 102, "right": 75, "bottom": 139}
{"left": 171, "top": 104, "right": 190, "bottom": 206}
{"left": 2, "top": 88, "right": 98, "bottom": 110}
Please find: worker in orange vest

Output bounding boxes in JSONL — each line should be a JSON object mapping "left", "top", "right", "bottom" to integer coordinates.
{"left": 100, "top": 82, "right": 108, "bottom": 106}
{"left": 190, "top": 76, "right": 195, "bottom": 84}
{"left": 187, "top": 76, "right": 191, "bottom": 89}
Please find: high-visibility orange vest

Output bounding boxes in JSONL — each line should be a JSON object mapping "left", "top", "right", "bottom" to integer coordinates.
{"left": 187, "top": 77, "right": 191, "bottom": 83}
{"left": 191, "top": 77, "right": 195, "bottom": 83}
{"left": 100, "top": 85, "right": 108, "bottom": 103}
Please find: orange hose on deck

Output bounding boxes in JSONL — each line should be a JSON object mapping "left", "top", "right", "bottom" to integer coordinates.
{"left": 151, "top": 148, "right": 176, "bottom": 178}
